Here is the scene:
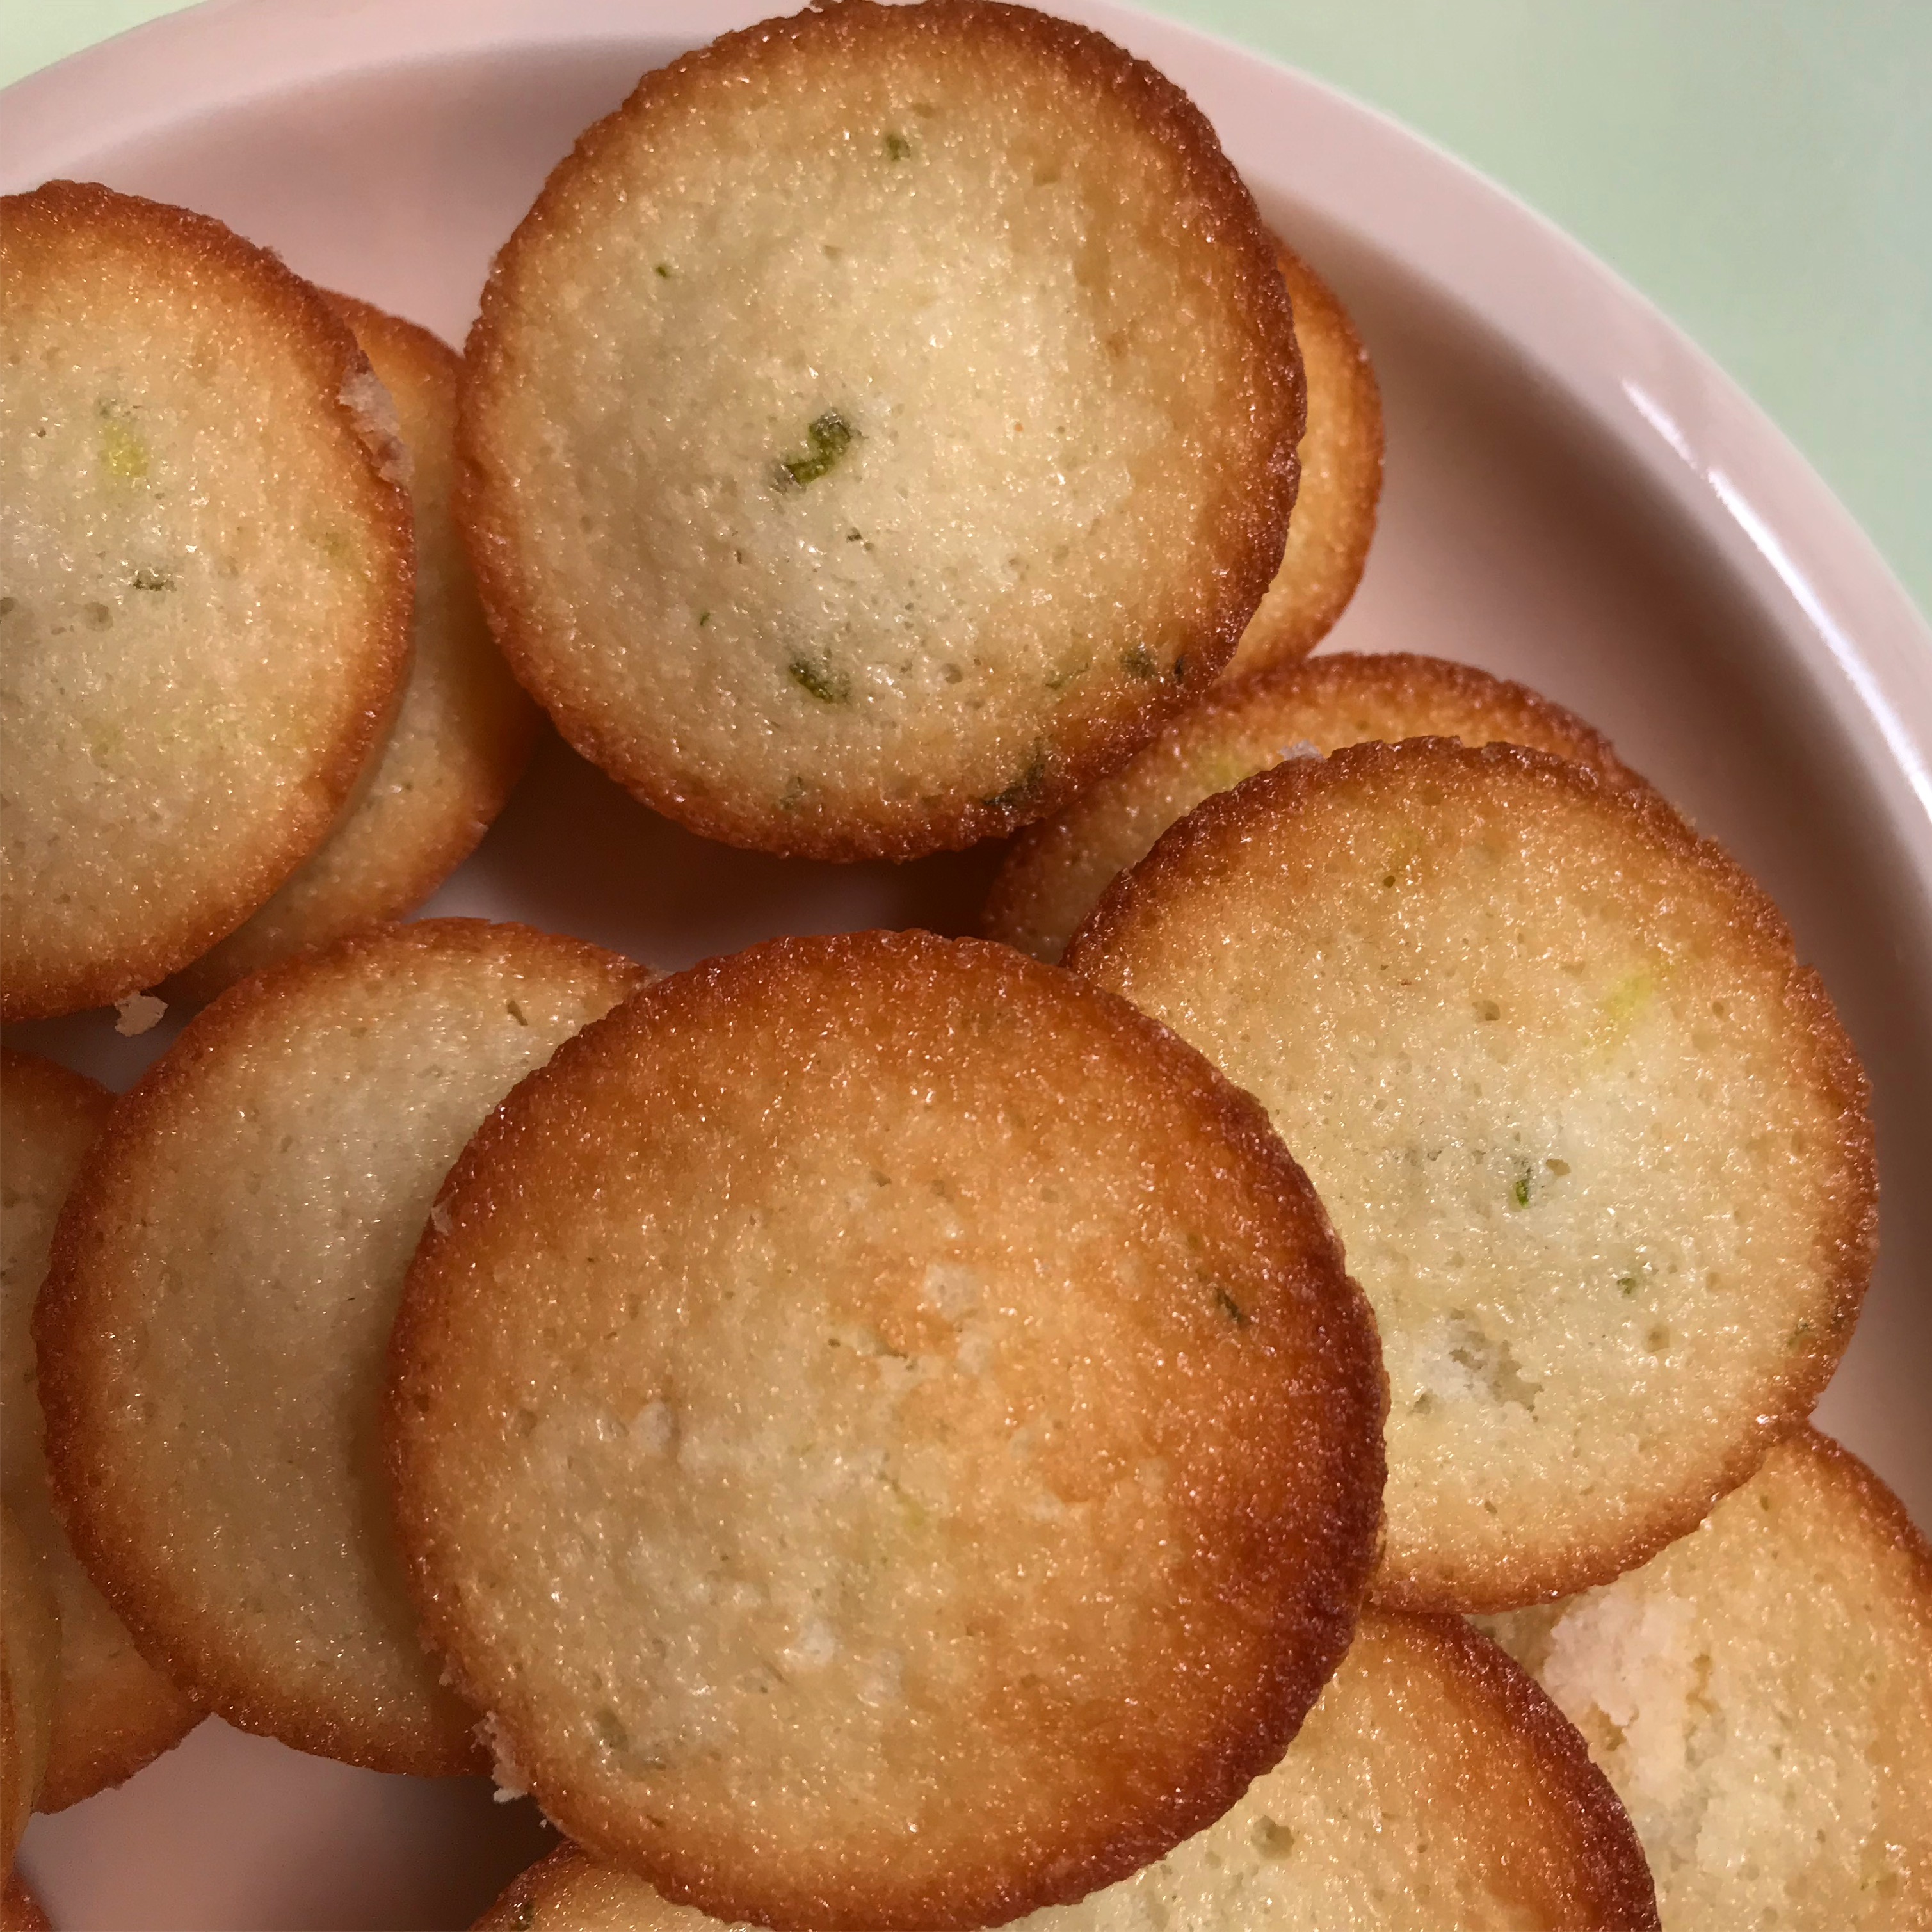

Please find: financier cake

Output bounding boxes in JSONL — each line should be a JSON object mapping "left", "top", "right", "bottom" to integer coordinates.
{"left": 986, "top": 652, "right": 1639, "bottom": 963}
{"left": 459, "top": 0, "right": 1303, "bottom": 860}
{"left": 1, "top": 1504, "right": 58, "bottom": 1863}
{"left": 2, "top": 1050, "right": 198, "bottom": 1809}
{"left": 1221, "top": 241, "right": 1384, "bottom": 681}
{"left": 0, "top": 181, "right": 414, "bottom": 1020}
{"left": 473, "top": 1611, "right": 1656, "bottom": 1932}
{"left": 34, "top": 921, "right": 649, "bottom": 1775}
{"left": 1065, "top": 739, "right": 1875, "bottom": 1613}
{"left": 171, "top": 294, "right": 537, "bottom": 1002}
{"left": 387, "top": 930, "right": 1385, "bottom": 1932}
{"left": 1482, "top": 1428, "right": 1932, "bottom": 1930}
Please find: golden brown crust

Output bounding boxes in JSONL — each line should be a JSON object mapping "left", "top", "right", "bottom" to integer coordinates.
{"left": 1067, "top": 739, "right": 1876, "bottom": 1613}
{"left": 0, "top": 1047, "right": 106, "bottom": 1152}
{"left": 985, "top": 652, "right": 1643, "bottom": 963}
{"left": 390, "top": 929, "right": 1383, "bottom": 1931}
{"left": 1, "top": 1050, "right": 200, "bottom": 1812}
{"left": 34, "top": 1677, "right": 198, "bottom": 1815}
{"left": 472, "top": 1847, "right": 611, "bottom": 1932}
{"left": 1, "top": 1508, "right": 58, "bottom": 1863}
{"left": 0, "top": 180, "right": 414, "bottom": 1021}
{"left": 1481, "top": 1426, "right": 1932, "bottom": 1928}
{"left": 471, "top": 1614, "right": 1657, "bottom": 1932}
{"left": 0, "top": 1868, "right": 52, "bottom": 1932}
{"left": 1373, "top": 1614, "right": 1659, "bottom": 1931}
{"left": 1798, "top": 1428, "right": 1932, "bottom": 1597}
{"left": 35, "top": 920, "right": 650, "bottom": 1776}
{"left": 168, "top": 294, "right": 537, "bottom": 1003}
{"left": 1221, "top": 240, "right": 1384, "bottom": 680}
{"left": 458, "top": 0, "right": 1301, "bottom": 861}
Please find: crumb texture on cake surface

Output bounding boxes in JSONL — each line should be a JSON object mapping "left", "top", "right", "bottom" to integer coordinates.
{"left": 986, "top": 652, "right": 1638, "bottom": 963}
{"left": 473, "top": 1611, "right": 1657, "bottom": 1932}
{"left": 1, "top": 1049, "right": 200, "bottom": 1808}
{"left": 1067, "top": 738, "right": 1875, "bottom": 1611}
{"left": 391, "top": 928, "right": 1383, "bottom": 1932}
{"left": 1481, "top": 1428, "right": 1932, "bottom": 1930}
{"left": 0, "top": 181, "right": 414, "bottom": 1020}
{"left": 33, "top": 920, "right": 648, "bottom": 1775}
{"left": 460, "top": 0, "right": 1301, "bottom": 858}
{"left": 171, "top": 294, "right": 536, "bottom": 1002}
{"left": 1017, "top": 1611, "right": 1657, "bottom": 1931}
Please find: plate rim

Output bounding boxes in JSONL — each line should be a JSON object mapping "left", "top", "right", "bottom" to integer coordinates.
{"left": 8, "top": 3, "right": 1931, "bottom": 1917}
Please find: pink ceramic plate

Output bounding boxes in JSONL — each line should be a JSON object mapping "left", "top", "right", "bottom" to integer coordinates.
{"left": 4, "top": 3, "right": 1929, "bottom": 1925}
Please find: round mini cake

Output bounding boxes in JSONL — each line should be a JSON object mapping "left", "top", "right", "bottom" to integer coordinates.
{"left": 1221, "top": 241, "right": 1383, "bottom": 682}
{"left": 474, "top": 1609, "right": 1656, "bottom": 1932}
{"left": 1, "top": 1050, "right": 199, "bottom": 1809}
{"left": 35, "top": 921, "right": 650, "bottom": 1775}
{"left": 1483, "top": 1428, "right": 1932, "bottom": 1930}
{"left": 171, "top": 294, "right": 538, "bottom": 1002}
{"left": 986, "top": 652, "right": 1639, "bottom": 963}
{"left": 1065, "top": 739, "right": 1875, "bottom": 1613}
{"left": 0, "top": 181, "right": 415, "bottom": 1021}
{"left": 1, "top": 1504, "right": 58, "bottom": 1862}
{"left": 459, "top": 0, "right": 1303, "bottom": 860}
{"left": 389, "top": 930, "right": 1385, "bottom": 1931}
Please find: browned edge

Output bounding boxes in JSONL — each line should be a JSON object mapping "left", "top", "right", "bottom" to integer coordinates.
{"left": 1065, "top": 737, "right": 1878, "bottom": 1611}
{"left": 470, "top": 1844, "right": 599, "bottom": 1931}
{"left": 387, "top": 928, "right": 1385, "bottom": 1931}
{"left": 32, "top": 919, "right": 650, "bottom": 1775}
{"left": 1223, "top": 235, "right": 1385, "bottom": 675}
{"left": 982, "top": 649, "right": 1648, "bottom": 953}
{"left": 1787, "top": 1423, "right": 1932, "bottom": 1620}
{"left": 0, "top": 1866, "right": 53, "bottom": 1932}
{"left": 164, "top": 290, "right": 540, "bottom": 1007}
{"left": 0, "top": 181, "right": 415, "bottom": 1022}
{"left": 455, "top": 0, "right": 1301, "bottom": 862}
{"left": 1387, "top": 1610, "right": 1662, "bottom": 1931}
{"left": 0, "top": 1052, "right": 198, "bottom": 1810}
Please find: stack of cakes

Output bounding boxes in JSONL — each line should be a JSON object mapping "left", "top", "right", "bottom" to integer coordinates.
{"left": 3, "top": 4, "right": 1924, "bottom": 1930}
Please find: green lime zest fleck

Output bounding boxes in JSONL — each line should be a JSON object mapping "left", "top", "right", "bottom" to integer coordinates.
{"left": 1120, "top": 643, "right": 1159, "bottom": 679}
{"left": 131, "top": 568, "right": 174, "bottom": 592}
{"left": 983, "top": 750, "right": 1049, "bottom": 812}
{"left": 1604, "top": 967, "right": 1657, "bottom": 1027}
{"left": 1510, "top": 1166, "right": 1533, "bottom": 1209}
{"left": 883, "top": 131, "right": 912, "bottom": 160}
{"left": 1214, "top": 1286, "right": 1248, "bottom": 1327}
{"left": 654, "top": 262, "right": 672, "bottom": 278}
{"left": 789, "top": 656, "right": 851, "bottom": 704}
{"left": 1617, "top": 1275, "right": 1638, "bottom": 1296}
{"left": 775, "top": 411, "right": 856, "bottom": 489}
{"left": 697, "top": 610, "right": 711, "bottom": 627}
{"left": 100, "top": 417, "right": 149, "bottom": 481}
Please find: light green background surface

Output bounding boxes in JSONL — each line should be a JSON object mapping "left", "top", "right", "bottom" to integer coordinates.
{"left": 6, "top": 1, "right": 1928, "bottom": 618}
